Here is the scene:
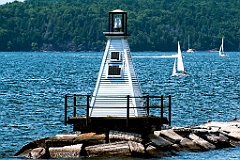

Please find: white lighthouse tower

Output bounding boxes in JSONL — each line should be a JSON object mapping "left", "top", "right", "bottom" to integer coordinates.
{"left": 90, "top": 9, "right": 146, "bottom": 117}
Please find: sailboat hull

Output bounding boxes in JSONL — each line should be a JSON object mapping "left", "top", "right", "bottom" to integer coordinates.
{"left": 171, "top": 72, "right": 188, "bottom": 77}
{"left": 219, "top": 53, "right": 228, "bottom": 57}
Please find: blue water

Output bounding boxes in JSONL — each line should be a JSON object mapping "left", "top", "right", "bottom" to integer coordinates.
{"left": 0, "top": 51, "right": 239, "bottom": 159}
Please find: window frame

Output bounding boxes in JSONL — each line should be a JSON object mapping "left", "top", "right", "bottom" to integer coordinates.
{"left": 110, "top": 51, "right": 121, "bottom": 61}
{"left": 107, "top": 64, "right": 122, "bottom": 78}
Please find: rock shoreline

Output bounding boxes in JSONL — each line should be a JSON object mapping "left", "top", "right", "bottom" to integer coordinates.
{"left": 14, "top": 120, "right": 240, "bottom": 159}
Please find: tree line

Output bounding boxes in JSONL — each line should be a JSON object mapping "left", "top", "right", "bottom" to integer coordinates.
{"left": 0, "top": 0, "right": 239, "bottom": 52}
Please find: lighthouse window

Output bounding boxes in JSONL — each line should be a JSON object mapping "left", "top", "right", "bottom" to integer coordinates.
{"left": 108, "top": 66, "right": 121, "bottom": 76}
{"left": 110, "top": 52, "right": 120, "bottom": 61}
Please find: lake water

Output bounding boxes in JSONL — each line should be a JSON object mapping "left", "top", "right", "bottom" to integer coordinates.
{"left": 0, "top": 51, "right": 239, "bottom": 159}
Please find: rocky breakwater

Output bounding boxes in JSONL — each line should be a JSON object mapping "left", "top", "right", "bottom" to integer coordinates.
{"left": 14, "top": 120, "right": 240, "bottom": 159}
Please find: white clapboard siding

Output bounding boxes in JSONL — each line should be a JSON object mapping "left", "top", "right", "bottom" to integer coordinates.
{"left": 90, "top": 36, "right": 147, "bottom": 117}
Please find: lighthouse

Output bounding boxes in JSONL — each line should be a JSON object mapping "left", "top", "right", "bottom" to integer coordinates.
{"left": 89, "top": 9, "right": 147, "bottom": 117}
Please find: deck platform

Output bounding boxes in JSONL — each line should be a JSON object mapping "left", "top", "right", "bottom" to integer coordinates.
{"left": 67, "top": 116, "right": 169, "bottom": 133}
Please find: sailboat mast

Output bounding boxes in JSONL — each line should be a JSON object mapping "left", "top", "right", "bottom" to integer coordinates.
{"left": 222, "top": 37, "right": 224, "bottom": 53}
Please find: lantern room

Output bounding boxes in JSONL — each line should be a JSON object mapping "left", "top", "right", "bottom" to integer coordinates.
{"left": 106, "top": 9, "right": 129, "bottom": 36}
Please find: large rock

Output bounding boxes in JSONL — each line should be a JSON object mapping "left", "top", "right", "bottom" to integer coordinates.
{"left": 49, "top": 132, "right": 105, "bottom": 141}
{"left": 128, "top": 141, "right": 145, "bottom": 155}
{"left": 200, "top": 132, "right": 232, "bottom": 148}
{"left": 29, "top": 148, "right": 46, "bottom": 159}
{"left": 146, "top": 145, "right": 175, "bottom": 158}
{"left": 148, "top": 134, "right": 173, "bottom": 149}
{"left": 49, "top": 144, "right": 83, "bottom": 158}
{"left": 46, "top": 132, "right": 106, "bottom": 147}
{"left": 188, "top": 133, "right": 216, "bottom": 150}
{"left": 85, "top": 140, "right": 145, "bottom": 157}
{"left": 154, "top": 129, "right": 183, "bottom": 144}
{"left": 179, "top": 138, "right": 203, "bottom": 151}
{"left": 14, "top": 138, "right": 49, "bottom": 158}
{"left": 199, "top": 120, "right": 240, "bottom": 141}
{"left": 109, "top": 130, "right": 143, "bottom": 143}
{"left": 50, "top": 133, "right": 81, "bottom": 140}
{"left": 85, "top": 141, "right": 131, "bottom": 157}
{"left": 16, "top": 148, "right": 46, "bottom": 159}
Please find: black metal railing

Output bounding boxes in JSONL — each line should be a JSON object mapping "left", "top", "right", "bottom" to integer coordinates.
{"left": 64, "top": 94, "right": 171, "bottom": 127}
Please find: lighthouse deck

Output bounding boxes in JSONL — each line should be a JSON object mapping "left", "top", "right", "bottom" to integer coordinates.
{"left": 68, "top": 116, "right": 169, "bottom": 133}
{"left": 64, "top": 94, "right": 171, "bottom": 133}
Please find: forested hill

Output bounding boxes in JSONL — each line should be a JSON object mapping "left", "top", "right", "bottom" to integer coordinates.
{"left": 0, "top": 0, "right": 239, "bottom": 52}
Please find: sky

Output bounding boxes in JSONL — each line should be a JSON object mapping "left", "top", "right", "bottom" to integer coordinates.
{"left": 0, "top": 0, "right": 24, "bottom": 5}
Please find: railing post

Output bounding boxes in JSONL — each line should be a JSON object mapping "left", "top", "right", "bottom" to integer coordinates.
{"left": 64, "top": 94, "right": 68, "bottom": 125}
{"left": 168, "top": 95, "right": 171, "bottom": 126}
{"left": 161, "top": 95, "right": 164, "bottom": 129}
{"left": 86, "top": 95, "right": 90, "bottom": 127}
{"left": 146, "top": 95, "right": 149, "bottom": 116}
{"left": 73, "top": 94, "right": 77, "bottom": 117}
{"left": 126, "top": 95, "right": 130, "bottom": 128}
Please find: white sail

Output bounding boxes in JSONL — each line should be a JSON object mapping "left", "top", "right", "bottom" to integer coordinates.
{"left": 177, "top": 41, "right": 184, "bottom": 71}
{"left": 218, "top": 37, "right": 228, "bottom": 56}
{"left": 219, "top": 45, "right": 223, "bottom": 56}
{"left": 172, "top": 58, "right": 176, "bottom": 76}
{"left": 219, "top": 38, "right": 224, "bottom": 56}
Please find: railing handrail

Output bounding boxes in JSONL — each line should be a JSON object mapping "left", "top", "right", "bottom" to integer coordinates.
{"left": 64, "top": 94, "right": 172, "bottom": 127}
{"left": 66, "top": 106, "right": 169, "bottom": 109}
{"left": 65, "top": 94, "right": 170, "bottom": 99}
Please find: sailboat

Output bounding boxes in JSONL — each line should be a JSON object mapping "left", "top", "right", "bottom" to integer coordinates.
{"left": 186, "top": 35, "right": 195, "bottom": 53}
{"left": 172, "top": 41, "right": 187, "bottom": 76}
{"left": 187, "top": 48, "right": 195, "bottom": 53}
{"left": 219, "top": 37, "right": 227, "bottom": 56}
